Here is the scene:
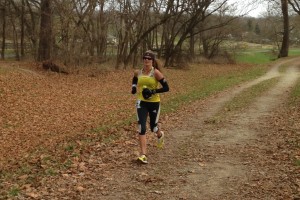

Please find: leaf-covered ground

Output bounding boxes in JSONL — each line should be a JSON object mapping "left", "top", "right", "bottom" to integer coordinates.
{"left": 0, "top": 60, "right": 299, "bottom": 199}
{"left": 0, "top": 61, "right": 251, "bottom": 169}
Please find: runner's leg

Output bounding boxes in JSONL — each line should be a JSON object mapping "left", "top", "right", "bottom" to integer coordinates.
{"left": 137, "top": 101, "right": 148, "bottom": 155}
{"left": 149, "top": 102, "right": 162, "bottom": 137}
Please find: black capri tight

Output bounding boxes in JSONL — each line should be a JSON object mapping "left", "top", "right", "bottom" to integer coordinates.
{"left": 136, "top": 101, "right": 161, "bottom": 135}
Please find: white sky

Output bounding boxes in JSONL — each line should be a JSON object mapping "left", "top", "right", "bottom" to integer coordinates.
{"left": 227, "top": 0, "right": 268, "bottom": 18}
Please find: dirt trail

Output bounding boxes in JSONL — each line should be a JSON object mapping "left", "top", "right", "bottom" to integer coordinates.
{"left": 33, "top": 58, "right": 300, "bottom": 200}
{"left": 172, "top": 59, "right": 300, "bottom": 200}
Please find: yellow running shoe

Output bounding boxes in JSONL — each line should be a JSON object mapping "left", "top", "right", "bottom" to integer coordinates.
{"left": 157, "top": 131, "right": 164, "bottom": 148}
{"left": 137, "top": 155, "right": 148, "bottom": 164}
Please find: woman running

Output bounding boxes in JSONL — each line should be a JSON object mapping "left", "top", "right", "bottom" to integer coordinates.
{"left": 131, "top": 51, "right": 170, "bottom": 164}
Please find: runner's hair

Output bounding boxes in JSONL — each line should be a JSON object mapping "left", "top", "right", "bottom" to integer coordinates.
{"left": 153, "top": 58, "right": 162, "bottom": 72}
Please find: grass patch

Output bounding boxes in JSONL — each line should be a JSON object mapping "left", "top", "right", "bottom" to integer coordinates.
{"left": 289, "top": 48, "right": 300, "bottom": 56}
{"left": 294, "top": 159, "right": 300, "bottom": 166}
{"left": 45, "top": 168, "right": 58, "bottom": 176}
{"left": 63, "top": 159, "right": 73, "bottom": 169}
{"left": 89, "top": 114, "right": 135, "bottom": 135}
{"left": 102, "top": 133, "right": 120, "bottom": 143}
{"left": 204, "top": 77, "right": 280, "bottom": 124}
{"left": 8, "top": 186, "right": 20, "bottom": 197}
{"left": 64, "top": 144, "right": 75, "bottom": 152}
{"left": 163, "top": 65, "right": 269, "bottom": 113}
{"left": 222, "top": 77, "right": 280, "bottom": 112}
{"left": 235, "top": 50, "right": 277, "bottom": 64}
{"left": 90, "top": 126, "right": 109, "bottom": 133}
{"left": 235, "top": 48, "right": 300, "bottom": 64}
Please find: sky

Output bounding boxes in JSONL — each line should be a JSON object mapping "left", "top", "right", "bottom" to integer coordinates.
{"left": 227, "top": 0, "right": 268, "bottom": 18}
{"left": 247, "top": 6, "right": 267, "bottom": 18}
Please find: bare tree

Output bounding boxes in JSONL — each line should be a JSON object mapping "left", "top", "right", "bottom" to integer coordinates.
{"left": 111, "top": 0, "right": 173, "bottom": 69}
{"left": 278, "top": 0, "right": 289, "bottom": 58}
{"left": 122, "top": 0, "right": 176, "bottom": 69}
{"left": 197, "top": 3, "right": 236, "bottom": 60}
{"left": 7, "top": 0, "right": 41, "bottom": 58}
{"left": 20, "top": 0, "right": 25, "bottom": 57}
{"left": 8, "top": 2, "right": 20, "bottom": 60}
{"left": 114, "top": 0, "right": 131, "bottom": 69}
{"left": 288, "top": 0, "right": 300, "bottom": 14}
{"left": 96, "top": 0, "right": 109, "bottom": 60}
{"left": 37, "top": 0, "right": 52, "bottom": 61}
{"left": 1, "top": 0, "right": 275, "bottom": 67}
{"left": 52, "top": 0, "right": 104, "bottom": 66}
{"left": 162, "top": 0, "right": 237, "bottom": 67}
{"left": 0, "top": 0, "right": 7, "bottom": 60}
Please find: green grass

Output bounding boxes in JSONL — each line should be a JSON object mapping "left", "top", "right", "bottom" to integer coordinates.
{"left": 235, "top": 48, "right": 300, "bottom": 64}
{"left": 163, "top": 66, "right": 269, "bottom": 113}
{"left": 8, "top": 186, "right": 20, "bottom": 197}
{"left": 90, "top": 126, "right": 109, "bottom": 133}
{"left": 223, "top": 77, "right": 280, "bottom": 112}
{"left": 45, "top": 168, "right": 58, "bottom": 176}
{"left": 103, "top": 135, "right": 119, "bottom": 143}
{"left": 204, "top": 77, "right": 280, "bottom": 123}
{"left": 289, "top": 48, "right": 300, "bottom": 56}
{"left": 235, "top": 49, "right": 277, "bottom": 64}
{"left": 64, "top": 144, "right": 75, "bottom": 152}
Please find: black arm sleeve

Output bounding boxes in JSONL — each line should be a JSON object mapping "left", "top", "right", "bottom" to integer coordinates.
{"left": 131, "top": 76, "right": 138, "bottom": 94}
{"left": 154, "top": 78, "right": 169, "bottom": 93}
{"left": 132, "top": 76, "right": 138, "bottom": 86}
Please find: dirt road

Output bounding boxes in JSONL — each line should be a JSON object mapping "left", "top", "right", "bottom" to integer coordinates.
{"left": 24, "top": 58, "right": 300, "bottom": 200}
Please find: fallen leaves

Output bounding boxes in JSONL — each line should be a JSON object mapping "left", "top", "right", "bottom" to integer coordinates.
{"left": 1, "top": 61, "right": 299, "bottom": 199}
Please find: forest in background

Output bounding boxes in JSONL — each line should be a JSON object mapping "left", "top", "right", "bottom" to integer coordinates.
{"left": 1, "top": 1, "right": 300, "bottom": 199}
{"left": 0, "top": 0, "right": 300, "bottom": 69}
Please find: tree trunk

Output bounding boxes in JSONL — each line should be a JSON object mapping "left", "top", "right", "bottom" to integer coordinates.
{"left": 20, "top": 0, "right": 25, "bottom": 58}
{"left": 11, "top": 17, "right": 20, "bottom": 60}
{"left": 1, "top": 0, "right": 6, "bottom": 60}
{"left": 97, "top": 1, "right": 107, "bottom": 60}
{"left": 278, "top": 0, "right": 289, "bottom": 58}
{"left": 37, "top": 0, "right": 52, "bottom": 61}
{"left": 189, "top": 30, "right": 195, "bottom": 58}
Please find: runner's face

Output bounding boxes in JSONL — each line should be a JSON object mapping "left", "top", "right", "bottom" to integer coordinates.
{"left": 143, "top": 56, "right": 153, "bottom": 66}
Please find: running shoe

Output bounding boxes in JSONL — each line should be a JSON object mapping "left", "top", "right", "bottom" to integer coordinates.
{"left": 137, "top": 155, "right": 148, "bottom": 164}
{"left": 157, "top": 131, "right": 164, "bottom": 148}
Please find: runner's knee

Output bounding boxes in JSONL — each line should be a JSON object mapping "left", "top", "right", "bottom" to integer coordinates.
{"left": 138, "top": 124, "right": 146, "bottom": 135}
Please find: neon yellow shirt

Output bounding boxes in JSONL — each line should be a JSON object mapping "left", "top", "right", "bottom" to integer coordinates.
{"left": 137, "top": 67, "right": 160, "bottom": 102}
